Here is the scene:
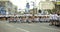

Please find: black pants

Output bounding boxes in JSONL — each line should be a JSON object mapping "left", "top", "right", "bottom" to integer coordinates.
{"left": 50, "top": 20, "right": 58, "bottom": 25}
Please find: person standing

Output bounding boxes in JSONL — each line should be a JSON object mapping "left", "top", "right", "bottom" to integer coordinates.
{"left": 49, "top": 13, "right": 58, "bottom": 25}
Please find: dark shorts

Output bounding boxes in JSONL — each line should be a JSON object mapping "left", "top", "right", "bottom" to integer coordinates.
{"left": 50, "top": 19, "right": 58, "bottom": 22}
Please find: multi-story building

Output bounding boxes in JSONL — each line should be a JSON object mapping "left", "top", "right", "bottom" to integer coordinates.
{"left": 0, "top": 0, "right": 17, "bottom": 20}
{"left": 0, "top": 0, "right": 17, "bottom": 15}
{"left": 0, "top": 0, "right": 7, "bottom": 15}
{"left": 38, "top": 0, "right": 55, "bottom": 14}
{"left": 8, "top": 5, "right": 17, "bottom": 15}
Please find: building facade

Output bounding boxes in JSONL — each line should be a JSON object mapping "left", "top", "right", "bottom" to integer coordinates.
{"left": 38, "top": 0, "right": 55, "bottom": 14}
{"left": 0, "top": 0, "right": 7, "bottom": 15}
{"left": 0, "top": 0, "right": 17, "bottom": 15}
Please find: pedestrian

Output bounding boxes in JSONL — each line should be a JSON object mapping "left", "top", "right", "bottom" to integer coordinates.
{"left": 49, "top": 13, "right": 58, "bottom": 26}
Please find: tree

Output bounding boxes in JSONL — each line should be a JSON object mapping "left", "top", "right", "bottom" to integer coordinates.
{"left": 38, "top": 9, "right": 41, "bottom": 13}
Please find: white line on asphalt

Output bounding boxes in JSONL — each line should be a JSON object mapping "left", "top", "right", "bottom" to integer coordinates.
{"left": 6, "top": 24, "right": 14, "bottom": 27}
{"left": 0, "top": 21, "right": 4, "bottom": 23}
{"left": 40, "top": 26, "right": 60, "bottom": 31}
{"left": 25, "top": 23, "right": 35, "bottom": 26}
{"left": 0, "top": 21, "right": 30, "bottom": 32}
{"left": 17, "top": 28, "right": 30, "bottom": 32}
{"left": 7, "top": 24, "right": 30, "bottom": 32}
{"left": 5, "top": 23, "right": 30, "bottom": 32}
{"left": 27, "top": 24, "right": 34, "bottom": 26}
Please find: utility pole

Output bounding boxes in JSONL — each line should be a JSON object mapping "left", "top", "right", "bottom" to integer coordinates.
{"left": 30, "top": 1, "right": 34, "bottom": 16}
{"left": 32, "top": 0, "right": 36, "bottom": 16}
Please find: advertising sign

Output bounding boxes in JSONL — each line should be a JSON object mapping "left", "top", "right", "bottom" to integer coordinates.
{"left": 25, "top": 3, "right": 30, "bottom": 13}
{"left": 26, "top": 3, "right": 30, "bottom": 9}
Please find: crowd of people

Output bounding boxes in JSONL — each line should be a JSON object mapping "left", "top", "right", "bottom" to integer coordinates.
{"left": 7, "top": 13, "right": 60, "bottom": 26}
{"left": 8, "top": 17, "right": 38, "bottom": 23}
{"left": 49, "top": 13, "right": 60, "bottom": 26}
{"left": 7, "top": 16, "right": 50, "bottom": 23}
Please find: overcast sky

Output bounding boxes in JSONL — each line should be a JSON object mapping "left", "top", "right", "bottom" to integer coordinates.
{"left": 9, "top": 0, "right": 44, "bottom": 9}
{"left": 10, "top": 0, "right": 53, "bottom": 10}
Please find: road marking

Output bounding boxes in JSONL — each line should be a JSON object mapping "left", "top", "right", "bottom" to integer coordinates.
{"left": 0, "top": 21, "right": 30, "bottom": 32}
{"left": 7, "top": 24, "right": 30, "bottom": 32}
{"left": 40, "top": 26, "right": 60, "bottom": 31}
{"left": 0, "top": 21, "right": 60, "bottom": 32}
{"left": 6, "top": 24, "right": 14, "bottom": 27}
{"left": 0, "top": 21, "right": 4, "bottom": 23}
{"left": 27, "top": 24, "right": 34, "bottom": 26}
{"left": 17, "top": 28, "right": 30, "bottom": 32}
{"left": 25, "top": 23, "right": 36, "bottom": 26}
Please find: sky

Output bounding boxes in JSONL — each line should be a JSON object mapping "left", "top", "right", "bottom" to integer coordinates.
{"left": 9, "top": 0, "right": 53, "bottom": 11}
{"left": 9, "top": 0, "right": 42, "bottom": 9}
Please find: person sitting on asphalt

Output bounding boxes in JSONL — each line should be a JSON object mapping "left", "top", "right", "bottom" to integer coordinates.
{"left": 19, "top": 17, "right": 22, "bottom": 23}
{"left": 16, "top": 17, "right": 20, "bottom": 23}
{"left": 9, "top": 17, "right": 14, "bottom": 23}
{"left": 14, "top": 17, "right": 16, "bottom": 23}
{"left": 34, "top": 17, "right": 39, "bottom": 23}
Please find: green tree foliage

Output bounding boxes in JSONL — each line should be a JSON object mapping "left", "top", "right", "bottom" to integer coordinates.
{"left": 38, "top": 9, "right": 41, "bottom": 13}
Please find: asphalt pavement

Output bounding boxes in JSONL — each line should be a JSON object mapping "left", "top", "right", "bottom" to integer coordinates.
{"left": 0, "top": 21, "right": 60, "bottom": 32}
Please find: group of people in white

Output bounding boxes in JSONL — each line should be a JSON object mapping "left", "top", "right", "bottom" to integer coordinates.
{"left": 8, "top": 14, "right": 60, "bottom": 23}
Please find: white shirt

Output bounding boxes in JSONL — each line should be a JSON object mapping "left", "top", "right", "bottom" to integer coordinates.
{"left": 34, "top": 18, "right": 39, "bottom": 21}
{"left": 50, "top": 14, "right": 58, "bottom": 20}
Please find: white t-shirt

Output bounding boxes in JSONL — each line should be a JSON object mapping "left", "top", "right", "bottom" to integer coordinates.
{"left": 34, "top": 18, "right": 39, "bottom": 21}
{"left": 50, "top": 14, "right": 58, "bottom": 20}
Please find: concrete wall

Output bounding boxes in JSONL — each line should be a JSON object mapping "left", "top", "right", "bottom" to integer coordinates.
{"left": 37, "top": 1, "right": 55, "bottom": 14}
{"left": 0, "top": 0, "right": 17, "bottom": 15}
